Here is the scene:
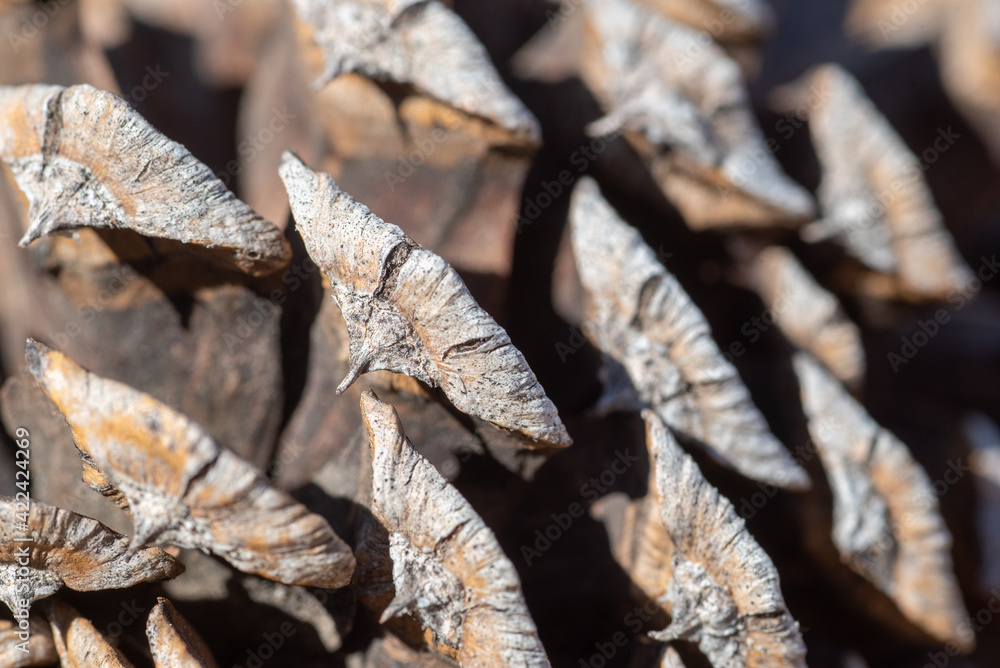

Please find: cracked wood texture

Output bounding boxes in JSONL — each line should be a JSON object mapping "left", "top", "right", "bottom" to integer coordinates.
{"left": 0, "top": 497, "right": 181, "bottom": 615}
{"left": 279, "top": 152, "right": 571, "bottom": 449}
{"left": 0, "top": 83, "right": 290, "bottom": 276}
{"left": 26, "top": 339, "right": 357, "bottom": 589}
{"left": 750, "top": 246, "right": 866, "bottom": 387}
{"left": 794, "top": 65, "right": 972, "bottom": 301}
{"left": 146, "top": 597, "right": 219, "bottom": 668}
{"left": 580, "top": 0, "right": 814, "bottom": 229}
{"left": 570, "top": 177, "right": 809, "bottom": 489}
{"left": 794, "top": 352, "right": 974, "bottom": 651}
{"left": 643, "top": 411, "right": 807, "bottom": 668}
{"left": 362, "top": 390, "right": 551, "bottom": 667}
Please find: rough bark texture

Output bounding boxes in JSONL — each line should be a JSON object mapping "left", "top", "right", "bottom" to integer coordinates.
{"left": 26, "top": 340, "right": 357, "bottom": 589}
{"left": 146, "top": 597, "right": 219, "bottom": 668}
{"left": 644, "top": 410, "right": 807, "bottom": 668}
{"left": 570, "top": 177, "right": 809, "bottom": 489}
{"left": 580, "top": 0, "right": 815, "bottom": 229}
{"left": 362, "top": 390, "right": 552, "bottom": 667}
{"left": 0, "top": 498, "right": 181, "bottom": 615}
{"left": 795, "top": 65, "right": 972, "bottom": 301}
{"left": 279, "top": 152, "right": 571, "bottom": 449}
{"left": 0, "top": 83, "right": 290, "bottom": 276}
{"left": 794, "top": 352, "right": 974, "bottom": 651}
{"left": 751, "top": 245, "right": 866, "bottom": 387}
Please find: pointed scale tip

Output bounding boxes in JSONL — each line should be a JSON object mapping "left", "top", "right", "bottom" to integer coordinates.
{"left": 379, "top": 597, "right": 409, "bottom": 625}
{"left": 278, "top": 150, "right": 307, "bottom": 179}
{"left": 25, "top": 338, "right": 50, "bottom": 377}
{"left": 336, "top": 349, "right": 375, "bottom": 396}
{"left": 17, "top": 230, "right": 38, "bottom": 248}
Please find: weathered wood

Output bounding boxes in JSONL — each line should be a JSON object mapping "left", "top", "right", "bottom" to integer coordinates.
{"left": 643, "top": 411, "right": 808, "bottom": 668}
{"left": 146, "top": 597, "right": 219, "bottom": 668}
{"left": 279, "top": 152, "right": 571, "bottom": 449}
{"left": 26, "top": 340, "right": 357, "bottom": 589}
{"left": 0, "top": 497, "right": 182, "bottom": 614}
{"left": 570, "top": 177, "right": 809, "bottom": 489}
{"left": 0, "top": 83, "right": 291, "bottom": 276}
{"left": 362, "top": 390, "right": 552, "bottom": 667}
{"left": 794, "top": 65, "right": 972, "bottom": 301}
{"left": 580, "top": 0, "right": 815, "bottom": 229}
{"left": 794, "top": 352, "right": 974, "bottom": 651}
